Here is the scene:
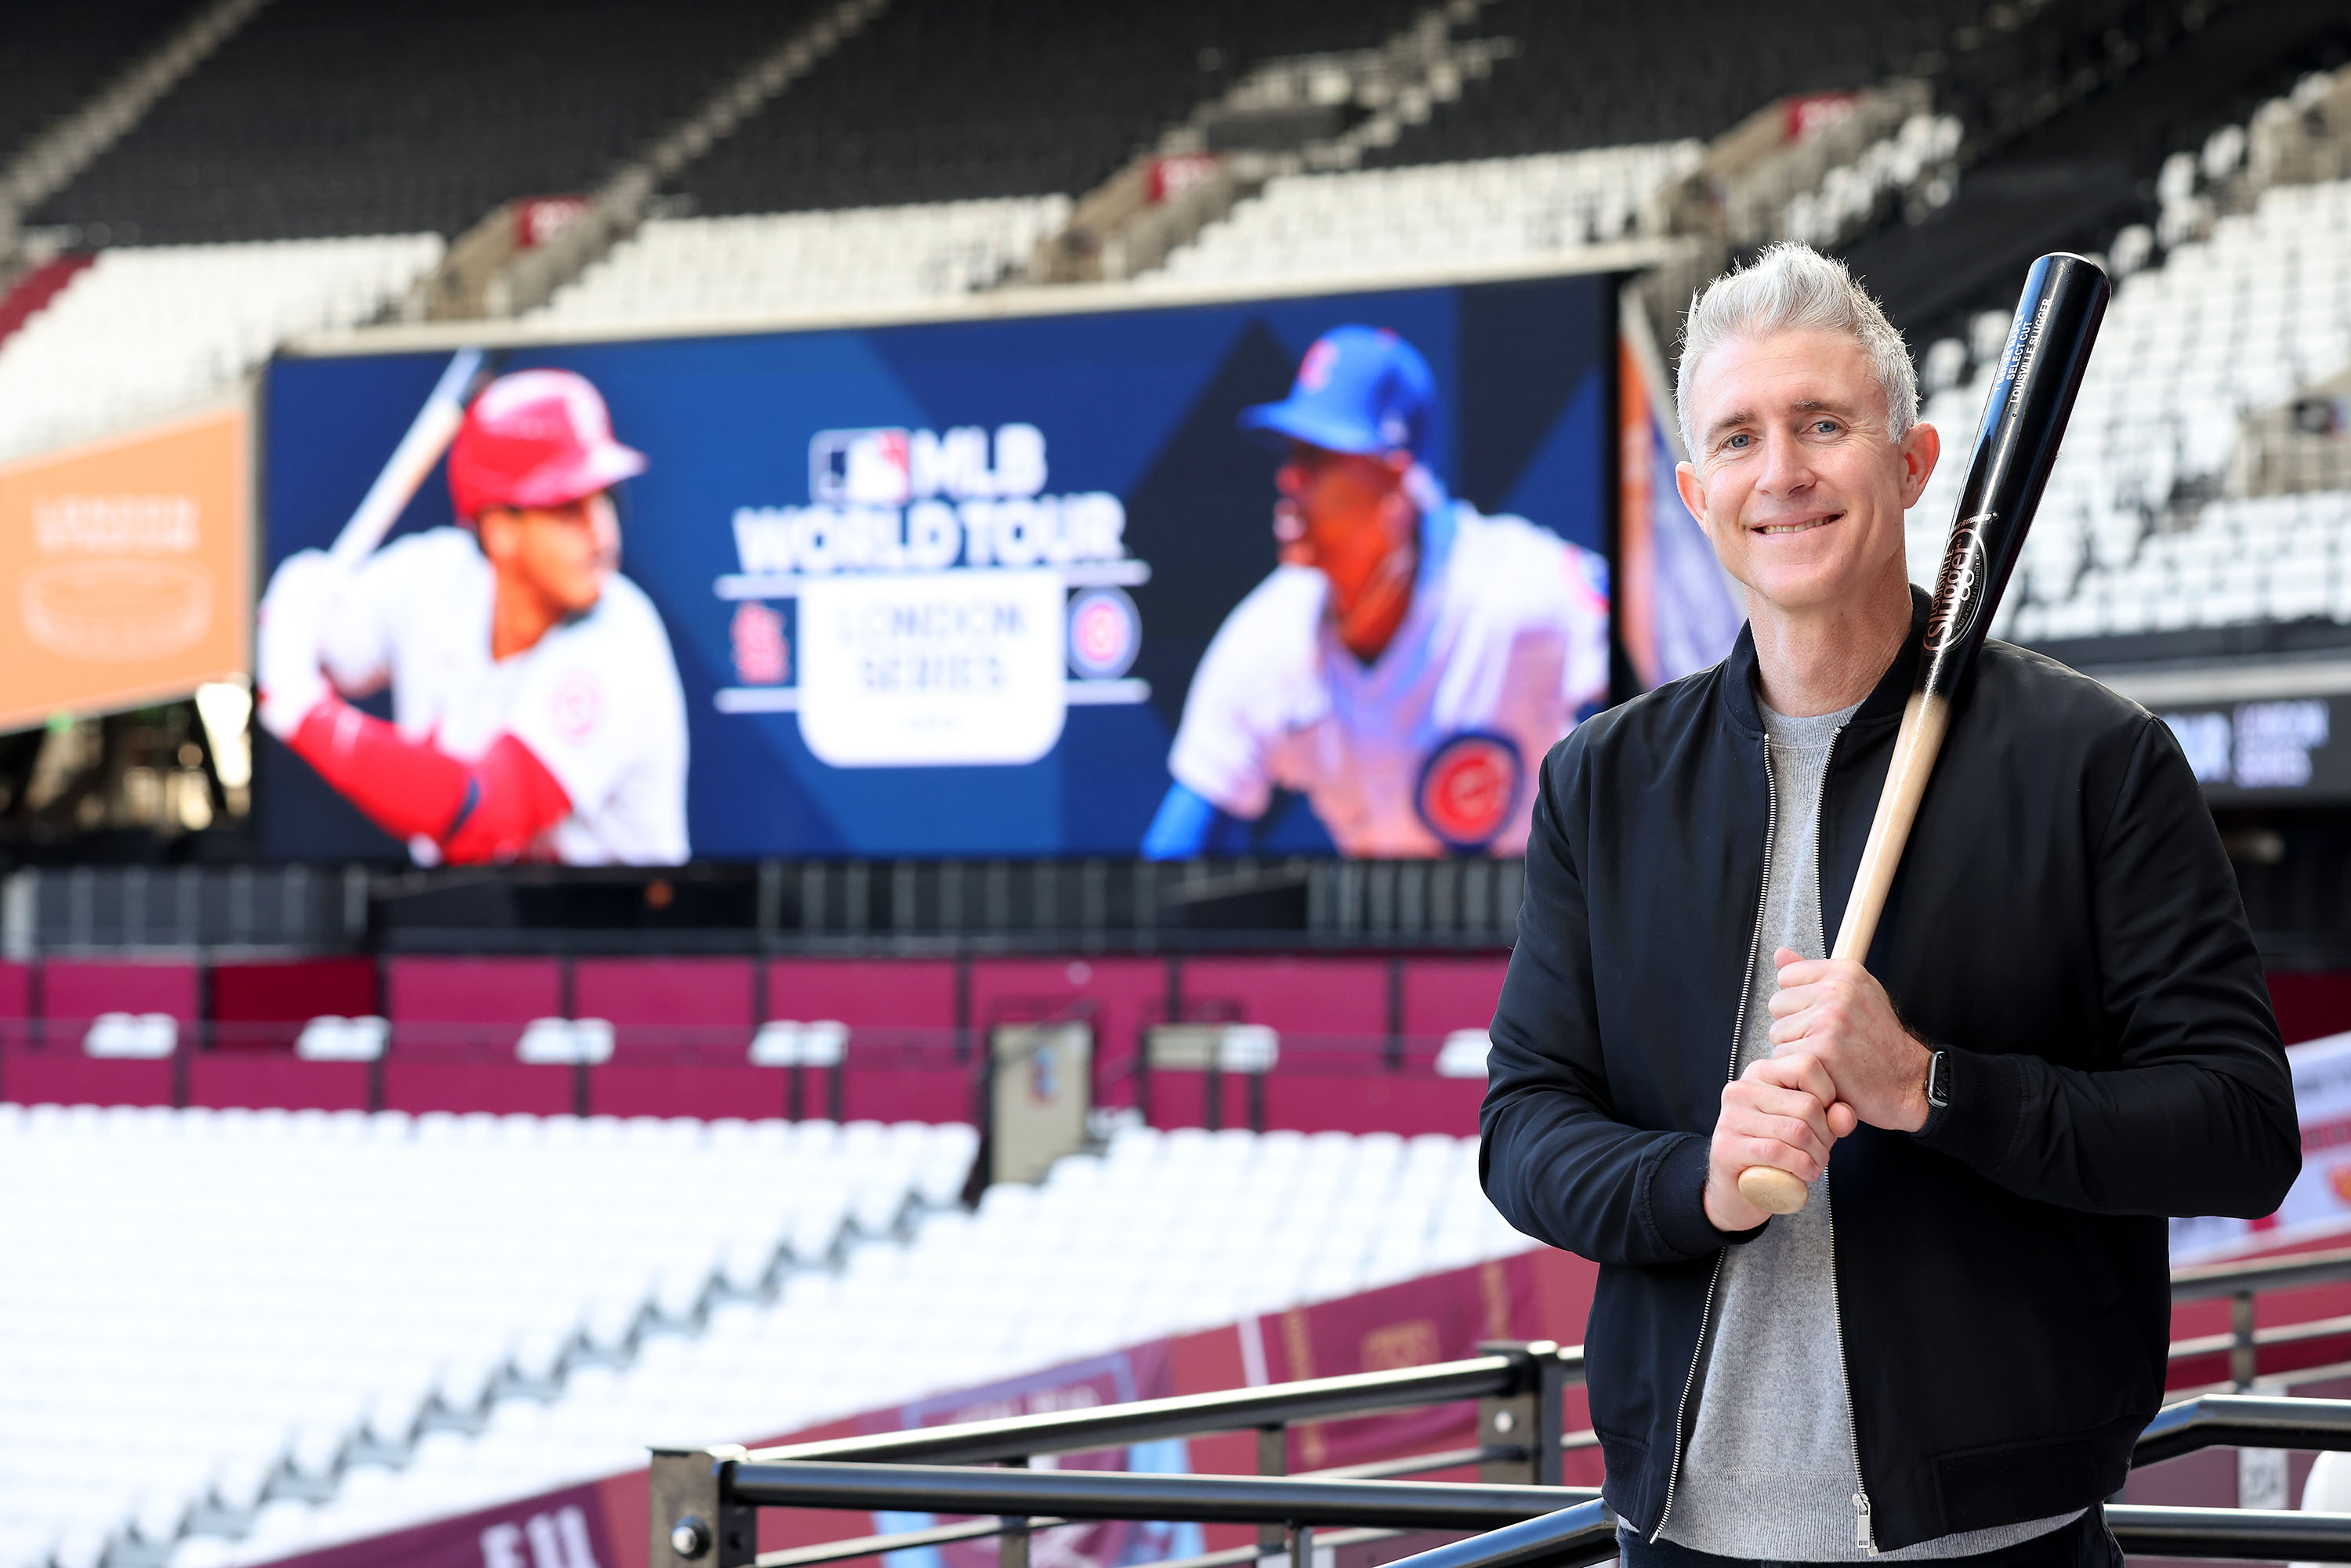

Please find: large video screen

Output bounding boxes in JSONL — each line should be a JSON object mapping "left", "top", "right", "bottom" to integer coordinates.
{"left": 259, "top": 272, "right": 1618, "bottom": 862}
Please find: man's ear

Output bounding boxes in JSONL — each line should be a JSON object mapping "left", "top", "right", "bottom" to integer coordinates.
{"left": 1674, "top": 459, "right": 1709, "bottom": 534}
{"left": 476, "top": 509, "right": 515, "bottom": 563}
{"left": 1898, "top": 422, "right": 1941, "bottom": 510}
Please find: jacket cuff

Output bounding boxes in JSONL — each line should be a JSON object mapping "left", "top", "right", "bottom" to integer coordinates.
{"left": 1911, "top": 1046, "right": 2027, "bottom": 1171}
{"left": 1647, "top": 1132, "right": 1768, "bottom": 1257}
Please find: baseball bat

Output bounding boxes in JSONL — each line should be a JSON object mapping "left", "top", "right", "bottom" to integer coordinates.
{"left": 1736, "top": 252, "right": 2111, "bottom": 1216}
{"left": 326, "top": 346, "right": 491, "bottom": 574}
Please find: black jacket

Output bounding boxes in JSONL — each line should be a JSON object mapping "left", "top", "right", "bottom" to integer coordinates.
{"left": 1480, "top": 588, "right": 2300, "bottom": 1551}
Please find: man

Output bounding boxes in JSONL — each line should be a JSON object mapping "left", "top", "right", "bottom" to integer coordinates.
{"left": 258, "top": 368, "right": 689, "bottom": 864}
{"left": 1480, "top": 244, "right": 2298, "bottom": 1561}
{"left": 1144, "top": 325, "right": 1610, "bottom": 858}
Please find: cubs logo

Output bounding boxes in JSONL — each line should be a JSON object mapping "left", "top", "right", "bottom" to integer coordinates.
{"left": 1066, "top": 586, "right": 1140, "bottom": 680}
{"left": 1415, "top": 733, "right": 1523, "bottom": 852}
{"left": 1925, "top": 514, "right": 1992, "bottom": 655}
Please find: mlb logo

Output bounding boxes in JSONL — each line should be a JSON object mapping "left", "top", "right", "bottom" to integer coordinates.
{"left": 810, "top": 428, "right": 911, "bottom": 505}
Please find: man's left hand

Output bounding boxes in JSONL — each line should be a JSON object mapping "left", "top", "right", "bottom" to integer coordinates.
{"left": 1765, "top": 947, "right": 1934, "bottom": 1132}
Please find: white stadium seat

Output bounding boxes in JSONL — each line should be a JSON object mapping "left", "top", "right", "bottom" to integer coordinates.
{"left": 0, "top": 1108, "right": 1523, "bottom": 1568}
{"left": 0, "top": 235, "right": 444, "bottom": 463}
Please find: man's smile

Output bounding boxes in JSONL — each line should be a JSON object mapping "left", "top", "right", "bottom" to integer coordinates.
{"left": 1752, "top": 510, "right": 1842, "bottom": 537}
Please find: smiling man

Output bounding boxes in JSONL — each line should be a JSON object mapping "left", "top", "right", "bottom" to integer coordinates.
{"left": 1480, "top": 244, "right": 2297, "bottom": 1563}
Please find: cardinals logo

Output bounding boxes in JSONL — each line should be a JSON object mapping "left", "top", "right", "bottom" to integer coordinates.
{"left": 1925, "top": 514, "right": 1991, "bottom": 655}
{"left": 1415, "top": 733, "right": 1523, "bottom": 852}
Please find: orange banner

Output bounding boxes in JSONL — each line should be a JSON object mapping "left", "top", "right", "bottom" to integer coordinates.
{"left": 0, "top": 404, "right": 249, "bottom": 730}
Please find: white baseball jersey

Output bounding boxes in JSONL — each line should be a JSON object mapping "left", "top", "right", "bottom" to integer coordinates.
{"left": 318, "top": 527, "right": 689, "bottom": 865}
{"left": 1168, "top": 504, "right": 1609, "bottom": 856}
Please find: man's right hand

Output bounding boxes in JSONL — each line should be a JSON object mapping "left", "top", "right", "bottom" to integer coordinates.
{"left": 1702, "top": 1052, "right": 1857, "bottom": 1231}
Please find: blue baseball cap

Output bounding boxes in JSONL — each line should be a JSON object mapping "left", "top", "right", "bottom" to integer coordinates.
{"left": 1241, "top": 326, "right": 1438, "bottom": 458}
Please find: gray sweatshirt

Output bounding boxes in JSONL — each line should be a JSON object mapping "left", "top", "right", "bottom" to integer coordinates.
{"left": 1659, "top": 698, "right": 2081, "bottom": 1559}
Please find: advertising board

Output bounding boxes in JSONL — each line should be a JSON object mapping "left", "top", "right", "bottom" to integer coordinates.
{"left": 0, "top": 404, "right": 249, "bottom": 730}
{"left": 261, "top": 273, "right": 1623, "bottom": 861}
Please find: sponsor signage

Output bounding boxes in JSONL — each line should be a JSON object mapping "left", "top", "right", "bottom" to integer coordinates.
{"left": 0, "top": 404, "right": 249, "bottom": 730}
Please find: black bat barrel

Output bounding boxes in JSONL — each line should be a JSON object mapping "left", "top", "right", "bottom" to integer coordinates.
{"left": 1916, "top": 252, "right": 2111, "bottom": 703}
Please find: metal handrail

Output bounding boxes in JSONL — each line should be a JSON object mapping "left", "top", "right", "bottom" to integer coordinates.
{"left": 2175, "top": 1245, "right": 2351, "bottom": 1300}
{"left": 743, "top": 1345, "right": 1581, "bottom": 1466}
{"left": 1368, "top": 1501, "right": 2351, "bottom": 1567}
{"left": 726, "top": 1464, "right": 1598, "bottom": 1530}
{"left": 1378, "top": 1502, "right": 1618, "bottom": 1568}
{"left": 2136, "top": 1394, "right": 2351, "bottom": 1466}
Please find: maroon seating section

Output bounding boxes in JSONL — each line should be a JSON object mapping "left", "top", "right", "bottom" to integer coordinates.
{"left": 13, "top": 953, "right": 2336, "bottom": 1137}
{"left": 769, "top": 958, "right": 967, "bottom": 1124}
{"left": 576, "top": 957, "right": 762, "bottom": 1120}
{"left": 5, "top": 958, "right": 199, "bottom": 1110}
{"left": 383, "top": 956, "right": 569, "bottom": 1114}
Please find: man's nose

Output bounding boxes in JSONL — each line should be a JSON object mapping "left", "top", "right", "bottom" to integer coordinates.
{"left": 1755, "top": 427, "right": 1817, "bottom": 494}
{"left": 1275, "top": 463, "right": 1307, "bottom": 498}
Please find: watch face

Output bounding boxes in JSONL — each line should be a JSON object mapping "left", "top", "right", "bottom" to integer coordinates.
{"left": 1927, "top": 1052, "right": 1951, "bottom": 1106}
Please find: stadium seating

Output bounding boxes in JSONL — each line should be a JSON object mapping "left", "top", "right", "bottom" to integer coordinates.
{"left": 1144, "top": 145, "right": 1701, "bottom": 291}
{"left": 1906, "top": 176, "right": 2351, "bottom": 643}
{"left": 665, "top": 0, "right": 1429, "bottom": 219}
{"left": 0, "top": 1105, "right": 976, "bottom": 1568}
{"left": 0, "top": 234, "right": 441, "bottom": 462}
{"left": 23, "top": 0, "right": 817, "bottom": 246}
{"left": 0, "top": 0, "right": 192, "bottom": 175}
{"left": 0, "top": 1108, "right": 1520, "bottom": 1568}
{"left": 1355, "top": 0, "right": 1984, "bottom": 168}
{"left": 536, "top": 197, "right": 1072, "bottom": 327}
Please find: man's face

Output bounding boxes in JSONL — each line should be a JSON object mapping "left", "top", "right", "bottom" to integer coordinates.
{"left": 1675, "top": 328, "right": 1938, "bottom": 615}
{"left": 1273, "top": 442, "right": 1415, "bottom": 614}
{"left": 480, "top": 492, "right": 619, "bottom": 617}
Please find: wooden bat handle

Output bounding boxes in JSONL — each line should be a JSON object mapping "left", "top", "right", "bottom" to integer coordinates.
{"left": 1735, "top": 692, "right": 1951, "bottom": 1217}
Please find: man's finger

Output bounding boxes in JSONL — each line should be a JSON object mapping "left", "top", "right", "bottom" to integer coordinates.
{"left": 1725, "top": 1132, "right": 1822, "bottom": 1186}
{"left": 1746, "top": 1048, "right": 1838, "bottom": 1103}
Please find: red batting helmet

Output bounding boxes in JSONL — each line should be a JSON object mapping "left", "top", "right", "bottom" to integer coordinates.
{"left": 447, "top": 369, "right": 647, "bottom": 521}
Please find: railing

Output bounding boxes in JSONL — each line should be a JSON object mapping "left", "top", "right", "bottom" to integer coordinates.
{"left": 2172, "top": 1244, "right": 2351, "bottom": 1391}
{"left": 652, "top": 1249, "right": 2351, "bottom": 1568}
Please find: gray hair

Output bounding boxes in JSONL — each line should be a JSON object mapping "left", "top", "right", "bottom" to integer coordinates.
{"left": 1675, "top": 243, "right": 1917, "bottom": 461}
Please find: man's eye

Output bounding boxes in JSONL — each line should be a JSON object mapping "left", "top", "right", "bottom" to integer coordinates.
{"left": 1724, "top": 433, "right": 1751, "bottom": 451}
{"left": 1811, "top": 420, "right": 1838, "bottom": 434}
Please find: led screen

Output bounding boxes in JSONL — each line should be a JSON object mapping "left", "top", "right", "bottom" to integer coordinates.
{"left": 259, "top": 272, "right": 1619, "bottom": 860}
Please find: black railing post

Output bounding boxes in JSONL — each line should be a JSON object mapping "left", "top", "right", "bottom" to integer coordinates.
{"left": 1475, "top": 1342, "right": 1563, "bottom": 1486}
{"left": 1258, "top": 1425, "right": 1287, "bottom": 1559}
{"left": 1002, "top": 1456, "right": 1031, "bottom": 1568}
{"left": 2231, "top": 1290, "right": 2257, "bottom": 1390}
{"left": 650, "top": 1447, "right": 755, "bottom": 1568}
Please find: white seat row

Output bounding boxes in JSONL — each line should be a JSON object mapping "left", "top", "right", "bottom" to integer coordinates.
{"left": 534, "top": 197, "right": 1074, "bottom": 328}
{"left": 0, "top": 235, "right": 443, "bottom": 463}
{"left": 1, "top": 1113, "right": 1527, "bottom": 1568}
{"left": 1903, "top": 176, "right": 2351, "bottom": 642}
{"left": 1144, "top": 144, "right": 1703, "bottom": 290}
{"left": 0, "top": 1105, "right": 973, "bottom": 1568}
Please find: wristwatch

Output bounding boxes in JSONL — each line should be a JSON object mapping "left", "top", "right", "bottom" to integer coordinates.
{"left": 1920, "top": 1049, "right": 1953, "bottom": 1135}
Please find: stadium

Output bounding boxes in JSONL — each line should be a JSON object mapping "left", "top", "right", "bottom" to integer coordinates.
{"left": 5, "top": 0, "right": 2351, "bottom": 1565}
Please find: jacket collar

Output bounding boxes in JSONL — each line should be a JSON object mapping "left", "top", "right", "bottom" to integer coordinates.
{"left": 1721, "top": 584, "right": 1929, "bottom": 737}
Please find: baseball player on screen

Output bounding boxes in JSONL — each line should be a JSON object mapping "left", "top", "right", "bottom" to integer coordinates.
{"left": 1144, "top": 326, "right": 1610, "bottom": 859}
{"left": 255, "top": 369, "right": 689, "bottom": 864}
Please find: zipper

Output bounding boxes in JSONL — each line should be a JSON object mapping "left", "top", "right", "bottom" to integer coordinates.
{"left": 1650, "top": 738, "right": 1780, "bottom": 1545}
{"left": 1813, "top": 724, "right": 1878, "bottom": 1555}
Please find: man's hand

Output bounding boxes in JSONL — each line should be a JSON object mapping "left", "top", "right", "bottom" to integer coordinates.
{"left": 1704, "top": 1052, "right": 1857, "bottom": 1231}
{"left": 1766, "top": 947, "right": 1935, "bottom": 1132}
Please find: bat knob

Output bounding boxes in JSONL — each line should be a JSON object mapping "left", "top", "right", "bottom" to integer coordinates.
{"left": 1737, "top": 1165, "right": 1811, "bottom": 1215}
